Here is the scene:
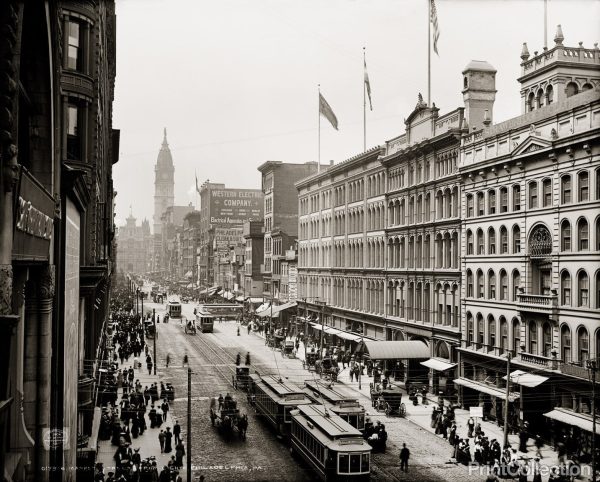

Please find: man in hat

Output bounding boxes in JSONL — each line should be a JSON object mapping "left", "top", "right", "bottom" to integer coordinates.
{"left": 158, "top": 429, "right": 165, "bottom": 453}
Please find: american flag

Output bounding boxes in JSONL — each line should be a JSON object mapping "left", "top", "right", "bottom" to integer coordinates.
{"left": 430, "top": 0, "right": 440, "bottom": 55}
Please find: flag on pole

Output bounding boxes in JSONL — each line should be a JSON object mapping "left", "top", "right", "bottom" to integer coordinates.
{"left": 364, "top": 59, "right": 373, "bottom": 111}
{"left": 195, "top": 172, "right": 200, "bottom": 195}
{"left": 430, "top": 0, "right": 440, "bottom": 55}
{"left": 319, "top": 92, "right": 339, "bottom": 130}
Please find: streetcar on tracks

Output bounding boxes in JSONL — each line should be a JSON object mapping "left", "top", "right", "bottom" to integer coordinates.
{"left": 198, "top": 303, "right": 242, "bottom": 321}
{"left": 290, "top": 404, "right": 372, "bottom": 481}
{"left": 194, "top": 309, "right": 214, "bottom": 333}
{"left": 302, "top": 380, "right": 366, "bottom": 433}
{"left": 167, "top": 296, "right": 182, "bottom": 318}
{"left": 252, "top": 375, "right": 312, "bottom": 438}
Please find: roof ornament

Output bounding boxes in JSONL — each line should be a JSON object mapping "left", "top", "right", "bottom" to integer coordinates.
{"left": 554, "top": 24, "right": 564, "bottom": 46}
{"left": 520, "top": 42, "right": 530, "bottom": 61}
{"left": 416, "top": 92, "right": 426, "bottom": 108}
{"left": 162, "top": 127, "right": 168, "bottom": 147}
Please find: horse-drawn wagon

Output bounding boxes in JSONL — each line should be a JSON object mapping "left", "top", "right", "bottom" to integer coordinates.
{"left": 209, "top": 394, "right": 247, "bottom": 440}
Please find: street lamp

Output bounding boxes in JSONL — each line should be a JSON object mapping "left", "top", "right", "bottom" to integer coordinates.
{"left": 587, "top": 359, "right": 598, "bottom": 482}
{"left": 152, "top": 308, "right": 157, "bottom": 375}
{"left": 136, "top": 288, "right": 140, "bottom": 317}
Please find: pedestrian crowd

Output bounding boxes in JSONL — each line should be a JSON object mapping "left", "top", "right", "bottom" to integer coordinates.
{"left": 94, "top": 285, "right": 184, "bottom": 482}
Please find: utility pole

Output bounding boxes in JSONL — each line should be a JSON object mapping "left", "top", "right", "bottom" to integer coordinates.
{"left": 588, "top": 359, "right": 597, "bottom": 482}
{"left": 153, "top": 308, "right": 157, "bottom": 375}
{"left": 503, "top": 352, "right": 512, "bottom": 448}
{"left": 318, "top": 301, "right": 325, "bottom": 360}
{"left": 187, "top": 365, "right": 192, "bottom": 482}
{"left": 303, "top": 298, "right": 308, "bottom": 360}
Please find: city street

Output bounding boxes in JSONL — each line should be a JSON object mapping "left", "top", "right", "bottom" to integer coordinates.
{"left": 147, "top": 301, "right": 486, "bottom": 482}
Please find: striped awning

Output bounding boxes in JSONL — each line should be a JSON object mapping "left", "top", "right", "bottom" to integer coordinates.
{"left": 453, "top": 377, "right": 520, "bottom": 402}
{"left": 544, "top": 408, "right": 600, "bottom": 435}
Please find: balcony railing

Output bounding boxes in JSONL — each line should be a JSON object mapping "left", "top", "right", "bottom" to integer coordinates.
{"left": 463, "top": 341, "right": 517, "bottom": 359}
{"left": 519, "top": 352, "right": 555, "bottom": 368}
{"left": 559, "top": 362, "right": 591, "bottom": 380}
{"left": 516, "top": 292, "right": 558, "bottom": 314}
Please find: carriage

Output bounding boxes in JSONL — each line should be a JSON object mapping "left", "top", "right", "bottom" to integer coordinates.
{"left": 281, "top": 340, "right": 295, "bottom": 358}
{"left": 371, "top": 384, "right": 406, "bottom": 417}
{"left": 209, "top": 395, "right": 247, "bottom": 440}
{"left": 233, "top": 366, "right": 250, "bottom": 391}
{"left": 184, "top": 317, "right": 197, "bottom": 335}
{"left": 315, "top": 356, "right": 340, "bottom": 382}
{"left": 144, "top": 320, "right": 155, "bottom": 338}
{"left": 303, "top": 351, "right": 318, "bottom": 370}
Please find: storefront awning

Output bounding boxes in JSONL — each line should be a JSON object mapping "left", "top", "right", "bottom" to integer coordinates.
{"left": 256, "top": 302, "right": 296, "bottom": 318}
{"left": 221, "top": 290, "right": 235, "bottom": 300}
{"left": 359, "top": 340, "right": 429, "bottom": 360}
{"left": 421, "top": 358, "right": 457, "bottom": 372}
{"left": 246, "top": 297, "right": 265, "bottom": 304}
{"left": 502, "top": 370, "right": 548, "bottom": 388}
{"left": 544, "top": 408, "right": 600, "bottom": 435}
{"left": 235, "top": 296, "right": 245, "bottom": 302}
{"left": 184, "top": 271, "right": 193, "bottom": 278}
{"left": 255, "top": 303, "right": 271, "bottom": 316}
{"left": 330, "top": 329, "right": 362, "bottom": 342}
{"left": 453, "top": 377, "right": 520, "bottom": 402}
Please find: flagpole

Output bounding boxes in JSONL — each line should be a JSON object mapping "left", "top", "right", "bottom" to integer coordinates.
{"left": 543, "top": 0, "right": 548, "bottom": 49}
{"left": 363, "top": 47, "right": 366, "bottom": 152}
{"left": 318, "top": 84, "right": 321, "bottom": 173}
{"left": 428, "top": 0, "right": 431, "bottom": 106}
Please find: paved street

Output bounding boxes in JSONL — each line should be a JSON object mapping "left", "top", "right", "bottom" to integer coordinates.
{"left": 142, "top": 301, "right": 512, "bottom": 482}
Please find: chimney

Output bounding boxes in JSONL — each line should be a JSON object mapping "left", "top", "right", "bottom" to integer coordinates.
{"left": 462, "top": 60, "right": 497, "bottom": 132}
{"left": 329, "top": 160, "right": 334, "bottom": 166}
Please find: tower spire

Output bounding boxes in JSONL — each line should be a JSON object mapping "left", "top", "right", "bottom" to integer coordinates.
{"left": 162, "top": 127, "right": 168, "bottom": 146}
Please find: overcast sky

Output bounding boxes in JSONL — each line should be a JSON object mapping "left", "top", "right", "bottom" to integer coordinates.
{"left": 112, "top": 0, "right": 600, "bottom": 227}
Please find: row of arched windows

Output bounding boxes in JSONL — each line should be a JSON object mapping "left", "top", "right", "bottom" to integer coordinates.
{"left": 389, "top": 187, "right": 459, "bottom": 226}
{"left": 466, "top": 269, "right": 521, "bottom": 301}
{"left": 466, "top": 185, "right": 520, "bottom": 218}
{"left": 466, "top": 313, "right": 598, "bottom": 365}
{"left": 466, "top": 225, "right": 521, "bottom": 256}
{"left": 560, "top": 217, "right": 599, "bottom": 252}
{"left": 560, "top": 269, "right": 600, "bottom": 308}
{"left": 388, "top": 281, "right": 459, "bottom": 327}
{"left": 388, "top": 232, "right": 459, "bottom": 269}
{"left": 367, "top": 172, "right": 385, "bottom": 198}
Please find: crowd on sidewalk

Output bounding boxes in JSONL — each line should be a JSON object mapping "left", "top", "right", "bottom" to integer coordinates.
{"left": 95, "top": 290, "right": 185, "bottom": 482}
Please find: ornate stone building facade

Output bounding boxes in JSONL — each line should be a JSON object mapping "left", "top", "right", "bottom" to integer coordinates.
{"left": 0, "top": 1, "right": 118, "bottom": 480}
{"left": 458, "top": 30, "right": 600, "bottom": 443}
{"left": 116, "top": 214, "right": 152, "bottom": 275}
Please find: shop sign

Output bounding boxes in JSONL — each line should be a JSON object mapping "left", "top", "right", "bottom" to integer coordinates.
{"left": 12, "top": 169, "right": 54, "bottom": 261}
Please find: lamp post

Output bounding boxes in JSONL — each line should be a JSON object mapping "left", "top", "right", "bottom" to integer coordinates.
{"left": 136, "top": 288, "right": 139, "bottom": 316}
{"left": 153, "top": 308, "right": 157, "bottom": 375}
{"left": 588, "top": 359, "right": 598, "bottom": 482}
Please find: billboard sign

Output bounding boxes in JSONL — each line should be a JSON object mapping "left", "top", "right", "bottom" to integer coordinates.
{"left": 209, "top": 189, "right": 263, "bottom": 227}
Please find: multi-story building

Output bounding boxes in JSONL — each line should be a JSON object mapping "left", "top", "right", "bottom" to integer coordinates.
{"left": 0, "top": 2, "right": 118, "bottom": 480}
{"left": 242, "top": 221, "right": 265, "bottom": 297}
{"left": 116, "top": 214, "right": 152, "bottom": 275}
{"left": 153, "top": 129, "right": 175, "bottom": 271}
{"left": 161, "top": 204, "right": 194, "bottom": 278}
{"left": 458, "top": 28, "right": 600, "bottom": 444}
{"left": 198, "top": 181, "right": 263, "bottom": 287}
{"left": 380, "top": 93, "right": 466, "bottom": 392}
{"left": 280, "top": 244, "right": 298, "bottom": 303}
{"left": 257, "top": 161, "right": 322, "bottom": 297}
{"left": 182, "top": 211, "right": 201, "bottom": 282}
{"left": 297, "top": 148, "right": 387, "bottom": 341}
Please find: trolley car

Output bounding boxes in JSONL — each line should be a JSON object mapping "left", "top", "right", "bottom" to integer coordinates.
{"left": 290, "top": 404, "right": 371, "bottom": 481}
{"left": 198, "top": 303, "right": 242, "bottom": 321}
{"left": 195, "top": 310, "right": 214, "bottom": 333}
{"left": 253, "top": 375, "right": 312, "bottom": 438}
{"left": 302, "top": 380, "right": 366, "bottom": 432}
{"left": 167, "top": 296, "right": 182, "bottom": 318}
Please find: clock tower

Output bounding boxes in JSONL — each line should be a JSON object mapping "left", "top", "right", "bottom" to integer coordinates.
{"left": 153, "top": 128, "right": 175, "bottom": 268}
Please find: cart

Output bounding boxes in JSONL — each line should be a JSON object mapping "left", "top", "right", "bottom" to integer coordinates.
{"left": 282, "top": 340, "right": 295, "bottom": 358}
{"left": 316, "top": 356, "right": 340, "bottom": 382}
{"left": 233, "top": 366, "right": 250, "bottom": 391}
{"left": 303, "top": 351, "right": 318, "bottom": 371}
{"left": 184, "top": 317, "right": 197, "bottom": 335}
{"left": 381, "top": 384, "right": 406, "bottom": 417}
{"left": 144, "top": 320, "right": 155, "bottom": 338}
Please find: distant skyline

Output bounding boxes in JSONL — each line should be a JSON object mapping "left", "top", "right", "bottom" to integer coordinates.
{"left": 112, "top": 0, "right": 600, "bottom": 227}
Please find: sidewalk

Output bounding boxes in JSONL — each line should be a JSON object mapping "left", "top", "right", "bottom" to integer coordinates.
{"left": 96, "top": 355, "right": 186, "bottom": 480}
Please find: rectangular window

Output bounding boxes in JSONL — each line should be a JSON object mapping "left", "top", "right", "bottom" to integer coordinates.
{"left": 67, "top": 21, "right": 83, "bottom": 71}
{"left": 562, "top": 178, "right": 572, "bottom": 204}
{"left": 489, "top": 192, "right": 496, "bottom": 214}
{"left": 67, "top": 104, "right": 82, "bottom": 161}
{"left": 580, "top": 174, "right": 589, "bottom": 201}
